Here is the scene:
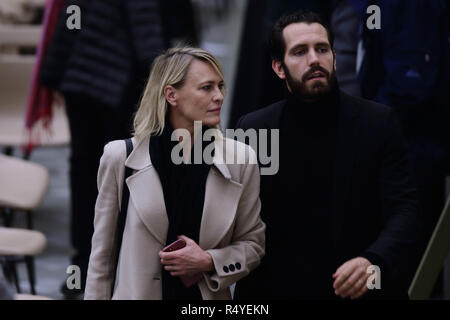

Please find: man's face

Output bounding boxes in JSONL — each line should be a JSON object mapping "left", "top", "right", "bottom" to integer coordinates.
{"left": 272, "top": 22, "right": 336, "bottom": 101}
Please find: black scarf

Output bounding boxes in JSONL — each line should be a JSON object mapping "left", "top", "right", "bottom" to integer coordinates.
{"left": 149, "top": 121, "right": 212, "bottom": 300}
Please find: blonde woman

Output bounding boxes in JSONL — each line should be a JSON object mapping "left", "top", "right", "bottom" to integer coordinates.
{"left": 84, "top": 47, "right": 265, "bottom": 300}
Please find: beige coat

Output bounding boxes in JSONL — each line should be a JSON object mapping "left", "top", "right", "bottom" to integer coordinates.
{"left": 84, "top": 134, "right": 265, "bottom": 300}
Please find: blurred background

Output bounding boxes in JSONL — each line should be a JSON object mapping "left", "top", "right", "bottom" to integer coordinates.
{"left": 0, "top": 0, "right": 449, "bottom": 300}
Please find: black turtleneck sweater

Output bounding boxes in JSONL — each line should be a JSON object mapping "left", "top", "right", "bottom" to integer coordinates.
{"left": 273, "top": 86, "right": 340, "bottom": 299}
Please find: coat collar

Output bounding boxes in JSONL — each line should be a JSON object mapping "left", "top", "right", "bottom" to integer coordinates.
{"left": 125, "top": 132, "right": 232, "bottom": 179}
{"left": 124, "top": 131, "right": 242, "bottom": 248}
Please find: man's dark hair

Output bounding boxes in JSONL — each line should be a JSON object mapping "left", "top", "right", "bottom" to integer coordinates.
{"left": 269, "top": 10, "right": 334, "bottom": 61}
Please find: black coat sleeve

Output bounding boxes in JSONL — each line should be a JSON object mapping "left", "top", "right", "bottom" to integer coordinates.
{"left": 365, "top": 109, "right": 422, "bottom": 290}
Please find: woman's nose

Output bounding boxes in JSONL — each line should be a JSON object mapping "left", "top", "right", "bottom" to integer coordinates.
{"left": 213, "top": 88, "right": 224, "bottom": 102}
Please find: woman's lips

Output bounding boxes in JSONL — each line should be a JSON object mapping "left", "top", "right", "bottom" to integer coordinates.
{"left": 208, "top": 108, "right": 221, "bottom": 113}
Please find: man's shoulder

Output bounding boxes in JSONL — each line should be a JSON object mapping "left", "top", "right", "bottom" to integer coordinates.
{"left": 341, "top": 91, "right": 391, "bottom": 119}
{"left": 340, "top": 91, "right": 399, "bottom": 137}
{"left": 235, "top": 100, "right": 287, "bottom": 129}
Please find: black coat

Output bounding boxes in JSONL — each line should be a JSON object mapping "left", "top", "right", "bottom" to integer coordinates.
{"left": 234, "top": 91, "right": 422, "bottom": 299}
{"left": 40, "top": 0, "right": 197, "bottom": 109}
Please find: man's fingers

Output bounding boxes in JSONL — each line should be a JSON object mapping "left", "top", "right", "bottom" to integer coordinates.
{"left": 333, "top": 263, "right": 347, "bottom": 277}
{"left": 350, "top": 283, "right": 368, "bottom": 300}
{"left": 336, "top": 272, "right": 362, "bottom": 297}
{"left": 345, "top": 277, "right": 366, "bottom": 298}
{"left": 333, "top": 267, "right": 353, "bottom": 289}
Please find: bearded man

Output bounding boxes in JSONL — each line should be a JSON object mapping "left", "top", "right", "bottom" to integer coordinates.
{"left": 234, "top": 10, "right": 422, "bottom": 300}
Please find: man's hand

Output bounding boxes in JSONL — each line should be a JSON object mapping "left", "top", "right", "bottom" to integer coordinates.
{"left": 332, "top": 257, "right": 372, "bottom": 300}
{"left": 159, "top": 235, "right": 214, "bottom": 276}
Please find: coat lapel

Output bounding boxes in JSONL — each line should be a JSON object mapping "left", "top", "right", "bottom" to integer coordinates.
{"left": 124, "top": 134, "right": 244, "bottom": 249}
{"left": 200, "top": 136, "right": 244, "bottom": 249}
{"left": 125, "top": 135, "right": 168, "bottom": 245}
{"left": 332, "top": 92, "right": 361, "bottom": 246}
{"left": 199, "top": 169, "right": 243, "bottom": 249}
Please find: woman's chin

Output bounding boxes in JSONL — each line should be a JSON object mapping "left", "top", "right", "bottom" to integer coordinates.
{"left": 202, "top": 116, "right": 220, "bottom": 127}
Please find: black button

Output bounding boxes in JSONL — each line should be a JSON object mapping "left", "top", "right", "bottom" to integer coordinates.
{"left": 235, "top": 262, "right": 241, "bottom": 270}
{"left": 229, "top": 264, "right": 235, "bottom": 272}
{"left": 223, "top": 266, "right": 229, "bottom": 273}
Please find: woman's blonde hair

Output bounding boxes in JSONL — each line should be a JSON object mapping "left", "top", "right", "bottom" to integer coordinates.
{"left": 133, "top": 47, "right": 226, "bottom": 141}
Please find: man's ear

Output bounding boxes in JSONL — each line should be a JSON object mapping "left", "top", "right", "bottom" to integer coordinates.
{"left": 164, "top": 85, "right": 177, "bottom": 107}
{"left": 272, "top": 60, "right": 286, "bottom": 80}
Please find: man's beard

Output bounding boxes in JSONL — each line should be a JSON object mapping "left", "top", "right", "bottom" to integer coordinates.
{"left": 283, "top": 62, "right": 337, "bottom": 101}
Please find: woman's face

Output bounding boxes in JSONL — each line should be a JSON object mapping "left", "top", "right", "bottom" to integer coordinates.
{"left": 167, "top": 59, "right": 224, "bottom": 130}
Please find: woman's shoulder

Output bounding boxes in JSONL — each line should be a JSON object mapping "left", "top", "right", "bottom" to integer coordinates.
{"left": 100, "top": 139, "right": 130, "bottom": 165}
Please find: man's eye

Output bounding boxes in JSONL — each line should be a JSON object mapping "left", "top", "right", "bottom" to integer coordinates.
{"left": 295, "top": 50, "right": 305, "bottom": 56}
{"left": 318, "top": 48, "right": 329, "bottom": 53}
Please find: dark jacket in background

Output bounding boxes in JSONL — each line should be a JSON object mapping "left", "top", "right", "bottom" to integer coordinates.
{"left": 331, "top": 0, "right": 362, "bottom": 97}
{"left": 40, "top": 0, "right": 197, "bottom": 109}
{"left": 359, "top": 0, "right": 450, "bottom": 255}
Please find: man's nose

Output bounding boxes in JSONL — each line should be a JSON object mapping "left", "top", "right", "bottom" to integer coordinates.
{"left": 307, "top": 49, "right": 320, "bottom": 65}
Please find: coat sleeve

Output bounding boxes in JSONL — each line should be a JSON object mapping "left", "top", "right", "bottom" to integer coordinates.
{"left": 204, "top": 146, "right": 265, "bottom": 292}
{"left": 364, "top": 110, "right": 422, "bottom": 289}
{"left": 84, "top": 141, "right": 125, "bottom": 300}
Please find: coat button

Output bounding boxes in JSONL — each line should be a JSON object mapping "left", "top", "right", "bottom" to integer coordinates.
{"left": 223, "top": 266, "right": 229, "bottom": 273}
{"left": 235, "top": 262, "right": 241, "bottom": 270}
{"left": 229, "top": 264, "right": 235, "bottom": 272}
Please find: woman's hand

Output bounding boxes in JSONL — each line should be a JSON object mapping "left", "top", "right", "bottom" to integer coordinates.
{"left": 159, "top": 235, "right": 214, "bottom": 276}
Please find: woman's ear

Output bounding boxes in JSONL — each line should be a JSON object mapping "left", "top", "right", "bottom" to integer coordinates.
{"left": 164, "top": 85, "right": 177, "bottom": 107}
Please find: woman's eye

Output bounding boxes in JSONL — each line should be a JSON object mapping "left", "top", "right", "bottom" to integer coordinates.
{"left": 201, "top": 85, "right": 211, "bottom": 90}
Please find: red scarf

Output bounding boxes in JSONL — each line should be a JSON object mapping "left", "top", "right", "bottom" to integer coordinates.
{"left": 24, "top": 0, "right": 66, "bottom": 154}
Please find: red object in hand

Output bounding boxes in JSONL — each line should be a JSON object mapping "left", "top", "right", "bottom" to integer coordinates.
{"left": 162, "top": 239, "right": 186, "bottom": 252}
{"left": 162, "top": 239, "right": 203, "bottom": 287}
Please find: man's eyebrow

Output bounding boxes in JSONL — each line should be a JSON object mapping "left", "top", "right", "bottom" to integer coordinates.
{"left": 315, "top": 42, "right": 331, "bottom": 47}
{"left": 289, "top": 42, "right": 331, "bottom": 52}
{"left": 289, "top": 44, "right": 307, "bottom": 52}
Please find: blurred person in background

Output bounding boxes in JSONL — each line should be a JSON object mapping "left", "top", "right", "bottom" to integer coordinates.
{"left": 330, "top": 0, "right": 363, "bottom": 97}
{"left": 0, "top": 0, "right": 44, "bottom": 25}
{"left": 0, "top": 272, "right": 14, "bottom": 300}
{"left": 38, "top": 0, "right": 197, "bottom": 298}
{"left": 84, "top": 47, "right": 265, "bottom": 300}
{"left": 358, "top": 0, "right": 450, "bottom": 297}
